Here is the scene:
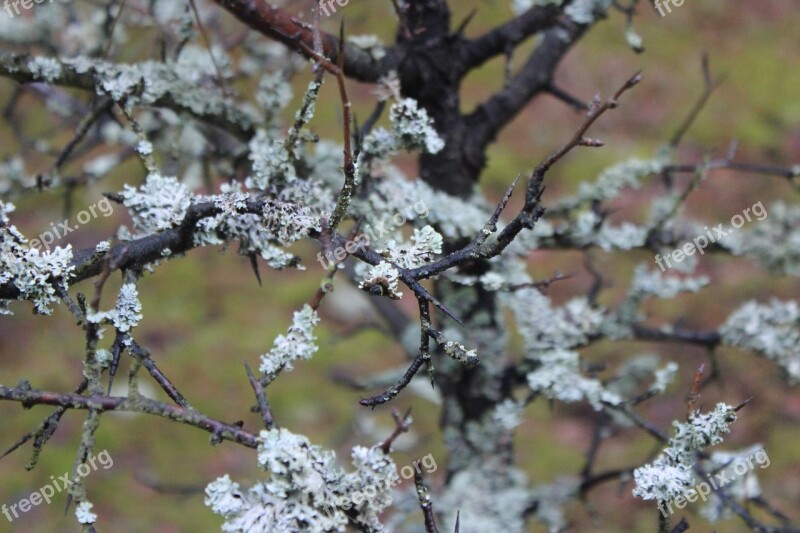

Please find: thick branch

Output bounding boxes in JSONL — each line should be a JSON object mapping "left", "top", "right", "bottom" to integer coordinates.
{"left": 459, "top": 4, "right": 562, "bottom": 73}
{"left": 0, "top": 197, "right": 269, "bottom": 300}
{"left": 211, "top": 0, "right": 394, "bottom": 82}
{"left": 466, "top": 19, "right": 585, "bottom": 150}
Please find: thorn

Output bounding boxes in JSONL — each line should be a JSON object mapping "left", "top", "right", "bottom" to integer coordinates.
{"left": 1, "top": 433, "right": 31, "bottom": 460}
{"left": 455, "top": 9, "right": 477, "bottom": 36}
{"left": 249, "top": 253, "right": 262, "bottom": 286}
{"left": 430, "top": 296, "right": 464, "bottom": 327}
{"left": 102, "top": 192, "right": 125, "bottom": 204}
{"left": 734, "top": 397, "right": 753, "bottom": 412}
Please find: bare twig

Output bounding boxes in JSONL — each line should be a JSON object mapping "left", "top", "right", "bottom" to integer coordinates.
{"left": 379, "top": 408, "right": 413, "bottom": 453}
{"left": 245, "top": 362, "right": 274, "bottom": 429}
{"left": 415, "top": 468, "right": 439, "bottom": 533}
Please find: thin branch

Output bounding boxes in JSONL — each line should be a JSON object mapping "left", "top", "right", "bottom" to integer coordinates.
{"left": 669, "top": 53, "right": 726, "bottom": 148}
{"left": 359, "top": 355, "right": 426, "bottom": 407}
{"left": 131, "top": 340, "right": 192, "bottom": 408}
{"left": 1, "top": 379, "right": 88, "bottom": 464}
{"left": 245, "top": 362, "right": 274, "bottom": 430}
{"left": 410, "top": 72, "right": 643, "bottom": 283}
{"left": 415, "top": 468, "right": 439, "bottom": 533}
{"left": 379, "top": 408, "right": 413, "bottom": 453}
{"left": 545, "top": 82, "right": 590, "bottom": 111}
{"left": 0, "top": 384, "right": 260, "bottom": 448}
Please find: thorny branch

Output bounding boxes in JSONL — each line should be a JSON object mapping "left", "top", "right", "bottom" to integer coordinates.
{"left": 0, "top": 383, "right": 260, "bottom": 448}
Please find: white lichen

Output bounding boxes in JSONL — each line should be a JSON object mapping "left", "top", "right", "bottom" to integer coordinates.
{"left": 206, "top": 428, "right": 398, "bottom": 532}
{"left": 720, "top": 299, "right": 800, "bottom": 384}
{"left": 378, "top": 226, "right": 443, "bottom": 269}
{"left": 346, "top": 35, "right": 386, "bottom": 61}
{"left": 526, "top": 349, "right": 622, "bottom": 410}
{"left": 86, "top": 283, "right": 143, "bottom": 339}
{"left": 358, "top": 262, "right": 403, "bottom": 300}
{"left": 698, "top": 445, "right": 768, "bottom": 522}
{"left": 633, "top": 403, "right": 738, "bottom": 502}
{"left": 363, "top": 98, "right": 444, "bottom": 158}
{"left": 553, "top": 156, "right": 669, "bottom": 212}
{"left": 75, "top": 501, "right": 97, "bottom": 524}
{"left": 721, "top": 202, "right": 800, "bottom": 275}
{"left": 120, "top": 173, "right": 191, "bottom": 236}
{"left": 509, "top": 288, "right": 604, "bottom": 353}
{"left": 259, "top": 305, "right": 319, "bottom": 377}
{"left": 0, "top": 201, "right": 75, "bottom": 315}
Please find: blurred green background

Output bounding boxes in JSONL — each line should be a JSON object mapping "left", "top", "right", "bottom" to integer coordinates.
{"left": 0, "top": 1, "right": 798, "bottom": 531}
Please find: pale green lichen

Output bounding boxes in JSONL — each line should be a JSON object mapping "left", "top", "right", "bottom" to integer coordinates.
{"left": 509, "top": 288, "right": 604, "bottom": 353}
{"left": 698, "top": 445, "right": 768, "bottom": 522}
{"left": 377, "top": 226, "right": 443, "bottom": 269}
{"left": 358, "top": 262, "right": 403, "bottom": 300}
{"left": 259, "top": 305, "right": 319, "bottom": 377}
{"left": 526, "top": 350, "right": 622, "bottom": 410}
{"left": 633, "top": 403, "right": 737, "bottom": 502}
{"left": 721, "top": 202, "right": 800, "bottom": 275}
{"left": 720, "top": 299, "right": 800, "bottom": 384}
{"left": 120, "top": 173, "right": 191, "bottom": 236}
{"left": 206, "top": 428, "right": 398, "bottom": 532}
{"left": 0, "top": 201, "right": 75, "bottom": 315}
{"left": 553, "top": 156, "right": 669, "bottom": 212}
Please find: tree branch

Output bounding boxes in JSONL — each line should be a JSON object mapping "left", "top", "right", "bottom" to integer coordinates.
{"left": 0, "top": 383, "right": 260, "bottom": 448}
{"left": 0, "top": 52, "right": 255, "bottom": 140}
{"left": 210, "top": 0, "right": 394, "bottom": 82}
{"left": 459, "top": 4, "right": 562, "bottom": 73}
{"left": 466, "top": 19, "right": 585, "bottom": 150}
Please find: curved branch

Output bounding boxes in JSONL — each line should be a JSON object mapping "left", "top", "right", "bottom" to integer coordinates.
{"left": 459, "top": 4, "right": 562, "bottom": 74}
{"left": 465, "top": 19, "right": 586, "bottom": 150}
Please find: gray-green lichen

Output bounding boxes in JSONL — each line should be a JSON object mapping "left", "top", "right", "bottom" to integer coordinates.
{"left": 205, "top": 428, "right": 398, "bottom": 532}
{"left": 720, "top": 299, "right": 800, "bottom": 383}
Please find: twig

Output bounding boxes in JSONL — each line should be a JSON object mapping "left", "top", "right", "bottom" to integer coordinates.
{"left": 245, "top": 362, "right": 274, "bottom": 429}
{"left": 1, "top": 379, "right": 89, "bottom": 466}
{"left": 669, "top": 53, "right": 725, "bottom": 148}
{"left": 415, "top": 468, "right": 439, "bottom": 533}
{"left": 131, "top": 340, "right": 192, "bottom": 408}
{"left": 0, "top": 383, "right": 260, "bottom": 448}
{"left": 379, "top": 408, "right": 412, "bottom": 453}
{"left": 360, "top": 356, "right": 426, "bottom": 407}
{"left": 686, "top": 363, "right": 705, "bottom": 416}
